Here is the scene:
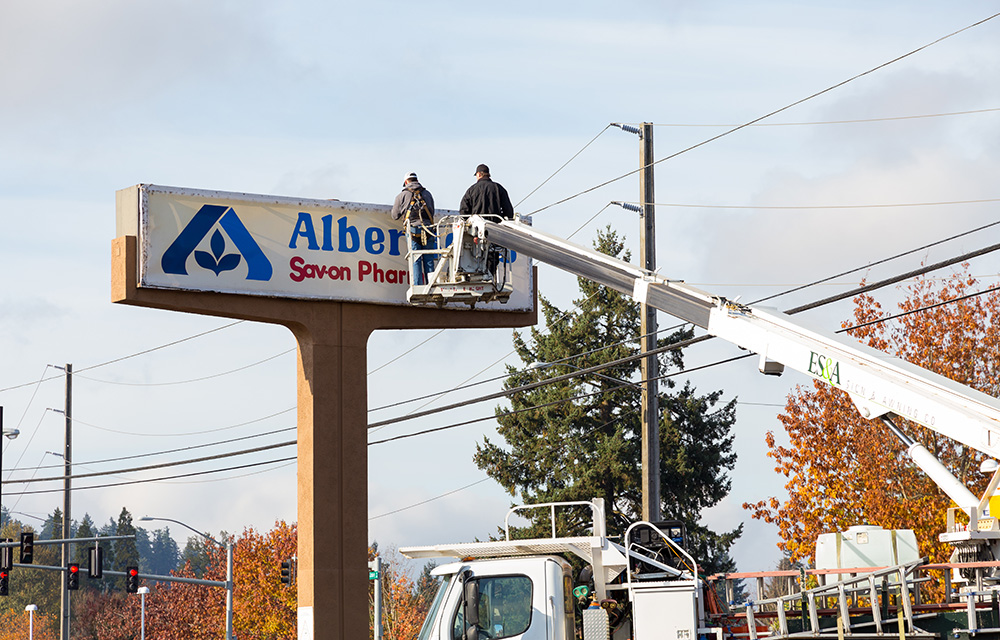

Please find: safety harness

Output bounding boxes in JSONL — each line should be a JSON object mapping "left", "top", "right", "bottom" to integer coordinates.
{"left": 403, "top": 187, "right": 433, "bottom": 244}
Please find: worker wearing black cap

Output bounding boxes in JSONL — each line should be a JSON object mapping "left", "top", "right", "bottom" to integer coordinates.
{"left": 459, "top": 164, "right": 514, "bottom": 219}
{"left": 460, "top": 164, "right": 514, "bottom": 278}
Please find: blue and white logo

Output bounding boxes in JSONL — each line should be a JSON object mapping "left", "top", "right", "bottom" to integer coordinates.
{"left": 161, "top": 205, "right": 273, "bottom": 281}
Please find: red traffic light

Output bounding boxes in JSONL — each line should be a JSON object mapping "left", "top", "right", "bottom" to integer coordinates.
{"left": 0, "top": 571, "right": 6, "bottom": 579}
{"left": 69, "top": 565, "right": 79, "bottom": 574}
{"left": 129, "top": 568, "right": 138, "bottom": 577}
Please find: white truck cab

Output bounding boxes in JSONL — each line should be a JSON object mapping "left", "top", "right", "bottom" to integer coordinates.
{"left": 403, "top": 500, "right": 710, "bottom": 640}
{"left": 416, "top": 556, "right": 574, "bottom": 640}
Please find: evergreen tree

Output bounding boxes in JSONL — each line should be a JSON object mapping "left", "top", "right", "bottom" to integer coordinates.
{"left": 73, "top": 513, "right": 99, "bottom": 592}
{"left": 113, "top": 508, "right": 139, "bottom": 590}
{"left": 40, "top": 507, "right": 62, "bottom": 540}
{"left": 135, "top": 526, "right": 152, "bottom": 571}
{"left": 474, "top": 227, "right": 741, "bottom": 573}
{"left": 98, "top": 517, "right": 117, "bottom": 584}
{"left": 149, "top": 527, "right": 180, "bottom": 575}
{"left": 181, "top": 535, "right": 211, "bottom": 577}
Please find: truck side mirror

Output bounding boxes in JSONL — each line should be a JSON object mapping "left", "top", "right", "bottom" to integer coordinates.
{"left": 463, "top": 579, "right": 480, "bottom": 627}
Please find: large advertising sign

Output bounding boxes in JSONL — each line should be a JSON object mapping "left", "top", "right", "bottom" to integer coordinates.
{"left": 117, "top": 184, "right": 534, "bottom": 312}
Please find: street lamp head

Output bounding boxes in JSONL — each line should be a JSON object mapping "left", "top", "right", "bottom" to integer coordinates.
{"left": 981, "top": 459, "right": 999, "bottom": 474}
{"left": 25, "top": 604, "right": 37, "bottom": 612}
{"left": 2, "top": 429, "right": 19, "bottom": 441}
{"left": 137, "top": 586, "right": 150, "bottom": 595}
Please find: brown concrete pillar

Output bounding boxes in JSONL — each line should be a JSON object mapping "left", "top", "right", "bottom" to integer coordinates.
{"left": 112, "top": 235, "right": 536, "bottom": 640}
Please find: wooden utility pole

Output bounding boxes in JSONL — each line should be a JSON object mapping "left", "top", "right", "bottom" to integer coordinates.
{"left": 60, "top": 363, "right": 72, "bottom": 640}
{"left": 639, "top": 122, "right": 661, "bottom": 522}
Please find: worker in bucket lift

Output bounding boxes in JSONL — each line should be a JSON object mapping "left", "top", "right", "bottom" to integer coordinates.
{"left": 391, "top": 172, "right": 436, "bottom": 286}
{"left": 460, "top": 163, "right": 514, "bottom": 277}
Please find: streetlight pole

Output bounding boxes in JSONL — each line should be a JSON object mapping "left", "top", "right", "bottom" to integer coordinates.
{"left": 139, "top": 516, "right": 233, "bottom": 640}
{"left": 138, "top": 586, "right": 149, "bottom": 640}
{"left": 26, "top": 604, "right": 37, "bottom": 640}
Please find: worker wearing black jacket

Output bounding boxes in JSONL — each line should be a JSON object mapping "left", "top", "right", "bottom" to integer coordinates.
{"left": 459, "top": 164, "right": 514, "bottom": 219}
{"left": 460, "top": 164, "right": 514, "bottom": 278}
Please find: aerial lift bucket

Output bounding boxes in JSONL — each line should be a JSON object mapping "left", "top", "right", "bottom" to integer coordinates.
{"left": 406, "top": 215, "right": 514, "bottom": 308}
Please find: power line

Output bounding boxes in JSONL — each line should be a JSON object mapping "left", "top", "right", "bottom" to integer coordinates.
{"left": 369, "top": 278, "right": 1000, "bottom": 448}
{"left": 369, "top": 478, "right": 491, "bottom": 521}
{"left": 2, "top": 441, "right": 295, "bottom": 485}
{"left": 7, "top": 456, "right": 296, "bottom": 496}
{"left": 646, "top": 106, "right": 1000, "bottom": 127}
{"left": 67, "top": 407, "right": 294, "bottom": 438}
{"left": 75, "top": 348, "right": 294, "bottom": 387}
{"left": 0, "top": 321, "right": 245, "bottom": 394}
{"left": 527, "top": 11, "right": 1000, "bottom": 216}
{"left": 5, "top": 426, "right": 297, "bottom": 473}
{"left": 515, "top": 125, "right": 612, "bottom": 208}
{"left": 615, "top": 197, "right": 1000, "bottom": 210}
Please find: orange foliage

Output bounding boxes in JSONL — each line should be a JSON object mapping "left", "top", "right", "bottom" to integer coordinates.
{"left": 369, "top": 546, "right": 439, "bottom": 640}
{"left": 744, "top": 267, "right": 1000, "bottom": 565}
{"left": 0, "top": 607, "right": 58, "bottom": 640}
{"left": 138, "top": 521, "right": 297, "bottom": 640}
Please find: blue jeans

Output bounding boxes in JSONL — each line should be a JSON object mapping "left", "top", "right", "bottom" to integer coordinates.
{"left": 410, "top": 225, "right": 437, "bottom": 286}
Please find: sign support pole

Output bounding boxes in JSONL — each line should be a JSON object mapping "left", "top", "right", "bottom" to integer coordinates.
{"left": 112, "top": 235, "right": 535, "bottom": 640}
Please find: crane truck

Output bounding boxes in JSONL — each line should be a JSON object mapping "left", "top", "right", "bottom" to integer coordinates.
{"left": 399, "top": 214, "right": 1000, "bottom": 640}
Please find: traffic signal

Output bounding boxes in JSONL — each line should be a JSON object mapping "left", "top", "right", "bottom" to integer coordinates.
{"left": 19, "top": 532, "right": 33, "bottom": 565}
{"left": 88, "top": 547, "right": 103, "bottom": 579}
{"left": 280, "top": 560, "right": 292, "bottom": 585}
{"left": 67, "top": 563, "right": 80, "bottom": 590}
{"left": 125, "top": 566, "right": 139, "bottom": 593}
{"left": 0, "top": 570, "right": 7, "bottom": 597}
{"left": 0, "top": 539, "right": 12, "bottom": 571}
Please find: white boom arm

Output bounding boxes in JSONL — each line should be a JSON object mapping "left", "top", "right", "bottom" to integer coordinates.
{"left": 471, "top": 216, "right": 1000, "bottom": 506}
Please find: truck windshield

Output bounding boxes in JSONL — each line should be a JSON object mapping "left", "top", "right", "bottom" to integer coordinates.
{"left": 452, "top": 575, "right": 533, "bottom": 640}
{"left": 416, "top": 576, "right": 452, "bottom": 640}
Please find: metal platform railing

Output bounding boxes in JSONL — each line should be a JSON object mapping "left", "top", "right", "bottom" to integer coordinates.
{"left": 743, "top": 559, "right": 933, "bottom": 639}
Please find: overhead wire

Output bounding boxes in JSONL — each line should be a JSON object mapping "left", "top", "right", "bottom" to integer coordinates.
{"left": 617, "top": 197, "right": 1000, "bottom": 210}
{"left": 514, "top": 124, "right": 612, "bottom": 208}
{"left": 6, "top": 262, "right": 996, "bottom": 500}
{"left": 5, "top": 426, "right": 297, "bottom": 473}
{"left": 368, "top": 279, "right": 1000, "bottom": 448}
{"left": 648, "top": 106, "right": 1000, "bottom": 127}
{"left": 8, "top": 456, "right": 297, "bottom": 497}
{"left": 369, "top": 414, "right": 628, "bottom": 520}
{"left": 67, "top": 407, "right": 294, "bottom": 438}
{"left": 0, "top": 321, "right": 246, "bottom": 394}
{"left": 3, "top": 440, "right": 295, "bottom": 485}
{"left": 526, "top": 11, "right": 1000, "bottom": 216}
{"left": 76, "top": 348, "right": 295, "bottom": 387}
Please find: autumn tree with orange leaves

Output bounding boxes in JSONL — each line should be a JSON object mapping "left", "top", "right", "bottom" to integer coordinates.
{"left": 369, "top": 545, "right": 440, "bottom": 640}
{"left": 0, "top": 607, "right": 58, "bottom": 640}
{"left": 745, "top": 267, "right": 1000, "bottom": 566}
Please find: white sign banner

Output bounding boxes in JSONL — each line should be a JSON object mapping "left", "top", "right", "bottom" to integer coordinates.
{"left": 117, "top": 184, "right": 533, "bottom": 312}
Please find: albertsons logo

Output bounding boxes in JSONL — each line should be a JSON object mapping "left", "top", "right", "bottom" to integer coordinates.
{"left": 161, "top": 205, "right": 273, "bottom": 281}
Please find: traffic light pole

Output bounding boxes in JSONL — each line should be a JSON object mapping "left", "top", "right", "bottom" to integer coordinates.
{"left": 225, "top": 539, "right": 233, "bottom": 640}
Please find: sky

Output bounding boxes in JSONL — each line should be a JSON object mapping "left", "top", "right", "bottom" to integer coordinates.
{"left": 2, "top": 0, "right": 1000, "bottom": 580}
